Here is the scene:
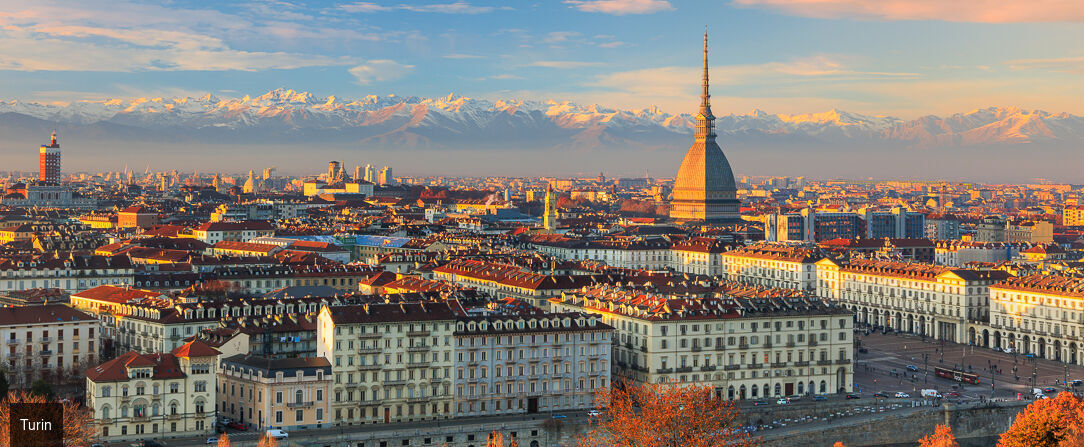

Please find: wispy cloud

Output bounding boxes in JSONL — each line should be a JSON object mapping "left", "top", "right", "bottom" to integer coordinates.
{"left": 1007, "top": 56, "right": 1084, "bottom": 74}
{"left": 529, "top": 61, "right": 606, "bottom": 68}
{"left": 489, "top": 74, "right": 524, "bottom": 80}
{"left": 340, "top": 1, "right": 504, "bottom": 14}
{"left": 349, "top": 60, "right": 414, "bottom": 84}
{"left": 565, "top": 0, "right": 674, "bottom": 15}
{"left": 731, "top": 0, "right": 1084, "bottom": 23}
{"left": 541, "top": 31, "right": 582, "bottom": 44}
{"left": 443, "top": 53, "right": 485, "bottom": 59}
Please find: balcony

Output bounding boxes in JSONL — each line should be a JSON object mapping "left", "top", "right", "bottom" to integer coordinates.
{"left": 795, "top": 361, "right": 810, "bottom": 367}
{"left": 407, "top": 345, "right": 430, "bottom": 352}
{"left": 763, "top": 342, "right": 772, "bottom": 348}
{"left": 771, "top": 362, "right": 787, "bottom": 368}
{"left": 700, "top": 365, "right": 716, "bottom": 372}
{"left": 357, "top": 347, "right": 382, "bottom": 354}
{"left": 287, "top": 401, "right": 314, "bottom": 408}
{"left": 836, "top": 359, "right": 851, "bottom": 365}
{"left": 407, "top": 361, "right": 429, "bottom": 368}
{"left": 429, "top": 377, "right": 443, "bottom": 383}
{"left": 407, "top": 330, "right": 430, "bottom": 337}
{"left": 714, "top": 345, "right": 726, "bottom": 351}
{"left": 675, "top": 366, "right": 693, "bottom": 373}
{"left": 357, "top": 364, "right": 382, "bottom": 370}
{"left": 655, "top": 368, "right": 673, "bottom": 374}
{"left": 808, "top": 340, "right": 818, "bottom": 347}
{"left": 724, "top": 365, "right": 740, "bottom": 371}
{"left": 131, "top": 415, "right": 150, "bottom": 422}
{"left": 359, "top": 333, "right": 382, "bottom": 339}
{"left": 39, "top": 337, "right": 51, "bottom": 344}
{"left": 786, "top": 342, "right": 796, "bottom": 348}
{"left": 120, "top": 396, "right": 130, "bottom": 403}
{"left": 639, "top": 345, "right": 648, "bottom": 353}
{"left": 817, "top": 360, "right": 832, "bottom": 366}
{"left": 39, "top": 350, "right": 53, "bottom": 356}
{"left": 407, "top": 396, "right": 429, "bottom": 403}
{"left": 384, "top": 379, "right": 408, "bottom": 386}
{"left": 747, "top": 363, "right": 761, "bottom": 369}
{"left": 691, "top": 346, "right": 702, "bottom": 352}
{"left": 5, "top": 339, "right": 18, "bottom": 345}
{"left": 166, "top": 413, "right": 182, "bottom": 421}
{"left": 738, "top": 343, "right": 749, "bottom": 349}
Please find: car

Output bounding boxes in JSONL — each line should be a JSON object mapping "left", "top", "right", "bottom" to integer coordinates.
{"left": 1026, "top": 353, "right": 1037, "bottom": 359}
{"left": 1043, "top": 387, "right": 1057, "bottom": 393}
{"left": 752, "top": 400, "right": 767, "bottom": 406}
{"left": 226, "top": 421, "right": 247, "bottom": 431}
{"left": 993, "top": 346, "right": 1002, "bottom": 352}
{"left": 944, "top": 391, "right": 962, "bottom": 398}
{"left": 265, "top": 429, "right": 289, "bottom": 440}
{"left": 1036, "top": 394, "right": 1049, "bottom": 399}
{"left": 895, "top": 392, "right": 910, "bottom": 398}
{"left": 587, "top": 410, "right": 601, "bottom": 417}
{"left": 813, "top": 395, "right": 827, "bottom": 401}
{"left": 776, "top": 398, "right": 789, "bottom": 405}
{"left": 873, "top": 392, "right": 889, "bottom": 398}
{"left": 206, "top": 437, "right": 219, "bottom": 444}
{"left": 858, "top": 347, "right": 869, "bottom": 353}
{"left": 906, "top": 365, "right": 919, "bottom": 372}
{"left": 1073, "top": 380, "right": 1084, "bottom": 386}
{"left": 551, "top": 414, "right": 567, "bottom": 419}
{"left": 1003, "top": 347, "right": 1014, "bottom": 354}
{"left": 139, "top": 441, "right": 166, "bottom": 447}
{"left": 788, "top": 395, "right": 802, "bottom": 401}
{"left": 91, "top": 444, "right": 104, "bottom": 447}
{"left": 846, "top": 393, "right": 861, "bottom": 399}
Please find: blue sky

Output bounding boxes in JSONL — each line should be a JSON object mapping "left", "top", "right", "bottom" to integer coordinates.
{"left": 0, "top": 0, "right": 1082, "bottom": 118}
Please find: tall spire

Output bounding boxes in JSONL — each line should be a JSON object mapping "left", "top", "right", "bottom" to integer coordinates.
{"left": 695, "top": 29, "right": 715, "bottom": 141}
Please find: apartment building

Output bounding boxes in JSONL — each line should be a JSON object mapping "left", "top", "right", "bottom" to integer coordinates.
{"left": 671, "top": 237, "right": 730, "bottom": 276}
{"left": 432, "top": 259, "right": 609, "bottom": 310}
{"left": 452, "top": 314, "right": 613, "bottom": 417}
{"left": 210, "top": 264, "right": 377, "bottom": 294}
{"left": 988, "top": 274, "right": 1084, "bottom": 363}
{"left": 721, "top": 243, "right": 821, "bottom": 291}
{"left": 191, "top": 221, "right": 275, "bottom": 244}
{"left": 934, "top": 241, "right": 1027, "bottom": 267}
{"left": 316, "top": 302, "right": 457, "bottom": 426}
{"left": 85, "top": 340, "right": 219, "bottom": 442}
{"left": 0, "top": 253, "right": 135, "bottom": 293}
{"left": 217, "top": 355, "right": 333, "bottom": 431}
{"left": 550, "top": 285, "right": 854, "bottom": 400}
{"left": 526, "top": 235, "right": 673, "bottom": 271}
{"left": 0, "top": 304, "right": 99, "bottom": 388}
{"left": 816, "top": 258, "right": 1011, "bottom": 343}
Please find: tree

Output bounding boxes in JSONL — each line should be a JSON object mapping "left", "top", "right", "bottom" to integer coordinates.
{"left": 576, "top": 380, "right": 759, "bottom": 447}
{"left": 833, "top": 443, "right": 847, "bottom": 447}
{"left": 257, "top": 435, "right": 279, "bottom": 447}
{"left": 0, "top": 391, "right": 94, "bottom": 446}
{"left": 487, "top": 431, "right": 519, "bottom": 447}
{"left": 0, "top": 371, "right": 9, "bottom": 399}
{"left": 919, "top": 425, "right": 958, "bottom": 447}
{"left": 217, "top": 433, "right": 231, "bottom": 447}
{"left": 30, "top": 379, "right": 54, "bottom": 399}
{"left": 998, "top": 392, "right": 1081, "bottom": 447}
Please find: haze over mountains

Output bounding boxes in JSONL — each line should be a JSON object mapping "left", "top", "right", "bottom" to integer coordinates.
{"left": 0, "top": 89, "right": 1080, "bottom": 182}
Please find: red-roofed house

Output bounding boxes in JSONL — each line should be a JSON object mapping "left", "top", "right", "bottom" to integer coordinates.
{"left": 118, "top": 206, "right": 159, "bottom": 229}
{"left": 86, "top": 339, "right": 219, "bottom": 441}
{"left": 192, "top": 221, "right": 274, "bottom": 244}
{"left": 0, "top": 304, "right": 98, "bottom": 388}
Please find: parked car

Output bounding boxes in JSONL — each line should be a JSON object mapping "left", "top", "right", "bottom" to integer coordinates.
{"left": 992, "top": 346, "right": 1002, "bottom": 352}
{"left": 873, "top": 392, "right": 889, "bottom": 398}
{"left": 587, "top": 410, "right": 601, "bottom": 417}
{"left": 551, "top": 414, "right": 567, "bottom": 419}
{"left": 1043, "top": 387, "right": 1057, "bottom": 393}
{"left": 813, "top": 395, "right": 828, "bottom": 401}
{"left": 226, "top": 421, "right": 247, "bottom": 431}
{"left": 895, "top": 392, "right": 910, "bottom": 398}
{"left": 906, "top": 365, "right": 919, "bottom": 372}
{"left": 753, "top": 400, "right": 768, "bottom": 406}
{"left": 1026, "top": 353, "right": 1037, "bottom": 359}
{"left": 776, "top": 398, "right": 789, "bottom": 405}
{"left": 1003, "top": 347, "right": 1014, "bottom": 353}
{"left": 206, "top": 437, "right": 219, "bottom": 444}
{"left": 1073, "top": 380, "right": 1084, "bottom": 386}
{"left": 944, "top": 391, "right": 962, "bottom": 398}
{"left": 788, "top": 395, "right": 802, "bottom": 401}
{"left": 858, "top": 347, "right": 869, "bottom": 353}
{"left": 265, "top": 429, "right": 289, "bottom": 440}
{"left": 846, "top": 393, "right": 861, "bottom": 399}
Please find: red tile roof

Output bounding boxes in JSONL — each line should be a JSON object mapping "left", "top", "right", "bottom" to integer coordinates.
{"left": 72, "top": 285, "right": 163, "bottom": 304}
{"left": 86, "top": 352, "right": 186, "bottom": 382}
{"left": 0, "top": 304, "right": 96, "bottom": 326}
{"left": 171, "top": 339, "right": 221, "bottom": 358}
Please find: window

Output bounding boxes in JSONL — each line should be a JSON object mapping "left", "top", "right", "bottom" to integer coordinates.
{"left": 275, "top": 411, "right": 283, "bottom": 423}
{"left": 296, "top": 409, "right": 304, "bottom": 422}
{"left": 276, "top": 392, "right": 283, "bottom": 404}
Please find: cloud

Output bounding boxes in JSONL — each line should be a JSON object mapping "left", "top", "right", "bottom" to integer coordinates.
{"left": 349, "top": 60, "right": 414, "bottom": 84}
{"left": 528, "top": 61, "right": 606, "bottom": 68}
{"left": 541, "top": 31, "right": 582, "bottom": 44}
{"left": 443, "top": 53, "right": 485, "bottom": 59}
{"left": 340, "top": 1, "right": 502, "bottom": 14}
{"left": 489, "top": 74, "right": 524, "bottom": 80}
{"left": 731, "top": 0, "right": 1084, "bottom": 23}
{"left": 1007, "top": 56, "right": 1084, "bottom": 74}
{"left": 565, "top": 0, "right": 674, "bottom": 15}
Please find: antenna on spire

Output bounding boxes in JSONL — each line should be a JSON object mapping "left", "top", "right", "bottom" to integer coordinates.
{"left": 695, "top": 28, "right": 715, "bottom": 141}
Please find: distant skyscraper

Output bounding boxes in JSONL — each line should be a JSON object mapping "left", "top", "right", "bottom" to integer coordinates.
{"left": 543, "top": 183, "right": 557, "bottom": 231}
{"left": 354, "top": 165, "right": 361, "bottom": 182}
{"left": 377, "top": 166, "right": 393, "bottom": 186}
{"left": 364, "top": 164, "right": 376, "bottom": 183}
{"left": 39, "top": 129, "right": 61, "bottom": 183}
{"left": 670, "top": 32, "right": 740, "bottom": 224}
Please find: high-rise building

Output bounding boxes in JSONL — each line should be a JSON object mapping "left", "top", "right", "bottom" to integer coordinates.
{"left": 364, "top": 164, "right": 375, "bottom": 183}
{"left": 670, "top": 32, "right": 740, "bottom": 223}
{"left": 377, "top": 166, "right": 393, "bottom": 185}
{"left": 39, "top": 130, "right": 61, "bottom": 183}
{"left": 543, "top": 183, "right": 557, "bottom": 231}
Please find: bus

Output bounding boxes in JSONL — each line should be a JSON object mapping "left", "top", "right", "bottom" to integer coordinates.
{"left": 935, "top": 367, "right": 980, "bottom": 384}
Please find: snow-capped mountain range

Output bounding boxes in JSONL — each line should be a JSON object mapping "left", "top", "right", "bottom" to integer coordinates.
{"left": 1, "top": 88, "right": 1082, "bottom": 152}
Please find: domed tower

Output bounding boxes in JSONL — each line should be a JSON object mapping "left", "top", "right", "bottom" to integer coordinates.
{"left": 669, "top": 31, "right": 740, "bottom": 224}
